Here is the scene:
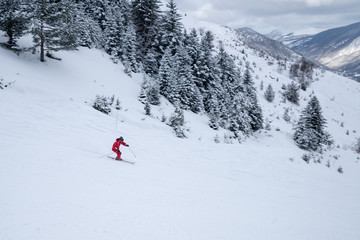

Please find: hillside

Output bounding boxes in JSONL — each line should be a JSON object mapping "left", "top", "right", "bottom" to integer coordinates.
{"left": 1, "top": 16, "right": 360, "bottom": 240}
{"left": 291, "top": 22, "right": 360, "bottom": 82}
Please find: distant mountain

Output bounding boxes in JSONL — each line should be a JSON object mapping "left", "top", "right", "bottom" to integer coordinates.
{"left": 235, "top": 27, "right": 300, "bottom": 61}
{"left": 266, "top": 30, "right": 313, "bottom": 48}
{"left": 290, "top": 22, "right": 360, "bottom": 82}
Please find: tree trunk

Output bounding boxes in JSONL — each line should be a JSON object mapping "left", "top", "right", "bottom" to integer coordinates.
{"left": 40, "top": 35, "right": 45, "bottom": 62}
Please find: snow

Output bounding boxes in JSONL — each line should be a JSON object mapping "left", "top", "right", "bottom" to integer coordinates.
{"left": 1, "top": 19, "right": 360, "bottom": 240}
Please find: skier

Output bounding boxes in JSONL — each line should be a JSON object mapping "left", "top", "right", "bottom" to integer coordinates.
{"left": 112, "top": 136, "right": 129, "bottom": 160}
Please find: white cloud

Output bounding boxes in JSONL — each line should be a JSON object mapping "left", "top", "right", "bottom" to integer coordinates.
{"left": 304, "top": 0, "right": 333, "bottom": 7}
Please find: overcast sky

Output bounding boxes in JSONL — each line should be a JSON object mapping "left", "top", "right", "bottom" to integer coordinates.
{"left": 175, "top": 0, "right": 360, "bottom": 35}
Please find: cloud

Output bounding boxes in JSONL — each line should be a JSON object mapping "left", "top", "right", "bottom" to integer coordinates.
{"left": 304, "top": 0, "right": 333, "bottom": 7}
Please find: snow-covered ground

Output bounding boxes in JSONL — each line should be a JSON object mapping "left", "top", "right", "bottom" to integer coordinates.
{"left": 1, "top": 19, "right": 360, "bottom": 240}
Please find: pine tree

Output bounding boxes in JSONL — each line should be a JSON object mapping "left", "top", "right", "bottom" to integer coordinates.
{"left": 0, "top": 0, "right": 29, "bottom": 48}
{"left": 158, "top": 0, "right": 183, "bottom": 55}
{"left": 284, "top": 81, "right": 300, "bottom": 105}
{"left": 243, "top": 67, "right": 263, "bottom": 131}
{"left": 144, "top": 99, "right": 151, "bottom": 115}
{"left": 122, "top": 22, "right": 139, "bottom": 74}
{"left": 264, "top": 84, "right": 275, "bottom": 102}
{"left": 196, "top": 30, "right": 216, "bottom": 92}
{"left": 131, "top": 0, "right": 162, "bottom": 61}
{"left": 168, "top": 105, "right": 186, "bottom": 138}
{"left": 74, "top": 2, "right": 103, "bottom": 48}
{"left": 103, "top": 1, "right": 125, "bottom": 61}
{"left": 174, "top": 45, "right": 203, "bottom": 112}
{"left": 294, "top": 96, "right": 328, "bottom": 151}
{"left": 27, "top": 0, "right": 79, "bottom": 62}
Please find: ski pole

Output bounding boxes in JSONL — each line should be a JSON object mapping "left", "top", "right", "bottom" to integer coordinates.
{"left": 98, "top": 152, "right": 113, "bottom": 158}
{"left": 128, "top": 146, "right": 137, "bottom": 158}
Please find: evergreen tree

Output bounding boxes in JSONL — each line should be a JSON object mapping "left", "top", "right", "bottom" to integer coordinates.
{"left": 243, "top": 67, "right": 263, "bottom": 131}
{"left": 158, "top": 48, "right": 173, "bottom": 96}
{"left": 184, "top": 28, "right": 200, "bottom": 78}
{"left": 74, "top": 2, "right": 103, "bottom": 48}
{"left": 144, "top": 99, "right": 151, "bottom": 115}
{"left": 168, "top": 105, "right": 186, "bottom": 138}
{"left": 103, "top": 1, "right": 125, "bottom": 60}
{"left": 131, "top": 0, "right": 162, "bottom": 64}
{"left": 0, "top": 0, "right": 29, "bottom": 48}
{"left": 195, "top": 30, "right": 216, "bottom": 92}
{"left": 174, "top": 45, "right": 203, "bottom": 112}
{"left": 158, "top": 0, "right": 183, "bottom": 55}
{"left": 264, "top": 84, "right": 275, "bottom": 102}
{"left": 294, "top": 96, "right": 328, "bottom": 151}
{"left": 122, "top": 22, "right": 139, "bottom": 74}
{"left": 284, "top": 81, "right": 300, "bottom": 105}
{"left": 27, "top": 0, "right": 79, "bottom": 62}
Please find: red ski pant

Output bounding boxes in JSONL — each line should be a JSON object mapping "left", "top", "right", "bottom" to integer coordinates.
{"left": 113, "top": 150, "right": 122, "bottom": 160}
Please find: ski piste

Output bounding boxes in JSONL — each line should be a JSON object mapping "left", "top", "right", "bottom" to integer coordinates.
{"left": 107, "top": 156, "right": 135, "bottom": 164}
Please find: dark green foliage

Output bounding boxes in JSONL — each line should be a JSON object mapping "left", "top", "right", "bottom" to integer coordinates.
{"left": 93, "top": 95, "right": 112, "bottom": 114}
{"left": 283, "top": 82, "right": 300, "bottom": 105}
{"left": 294, "top": 96, "right": 329, "bottom": 151}
{"left": 27, "top": 0, "right": 80, "bottom": 61}
{"left": 168, "top": 106, "right": 186, "bottom": 138}
{"left": 0, "top": 0, "right": 29, "bottom": 48}
{"left": 144, "top": 99, "right": 151, "bottom": 115}
{"left": 264, "top": 84, "right": 275, "bottom": 102}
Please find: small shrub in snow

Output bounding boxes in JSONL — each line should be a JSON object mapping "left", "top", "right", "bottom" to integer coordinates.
{"left": 214, "top": 135, "right": 220, "bottom": 143}
{"left": 161, "top": 114, "right": 167, "bottom": 123}
{"left": 283, "top": 82, "right": 300, "bottom": 105}
{"left": 168, "top": 107, "right": 187, "bottom": 138}
{"left": 144, "top": 100, "right": 151, "bottom": 116}
{"left": 283, "top": 108, "right": 291, "bottom": 122}
{"left": 0, "top": 78, "right": 14, "bottom": 89}
{"left": 93, "top": 95, "right": 112, "bottom": 115}
{"left": 326, "top": 160, "right": 331, "bottom": 168}
{"left": 355, "top": 138, "right": 360, "bottom": 154}
{"left": 302, "top": 153, "right": 311, "bottom": 163}
{"left": 264, "top": 84, "right": 275, "bottom": 102}
{"left": 337, "top": 167, "right": 344, "bottom": 174}
{"left": 115, "top": 99, "right": 122, "bottom": 110}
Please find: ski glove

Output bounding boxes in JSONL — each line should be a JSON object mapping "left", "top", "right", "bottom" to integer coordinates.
{"left": 117, "top": 150, "right": 120, "bottom": 153}
{"left": 126, "top": 144, "right": 129, "bottom": 147}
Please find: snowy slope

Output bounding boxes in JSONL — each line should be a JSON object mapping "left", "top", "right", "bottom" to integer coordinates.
{"left": 1, "top": 18, "right": 360, "bottom": 240}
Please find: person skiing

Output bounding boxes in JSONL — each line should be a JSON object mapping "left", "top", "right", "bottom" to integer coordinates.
{"left": 112, "top": 136, "right": 129, "bottom": 160}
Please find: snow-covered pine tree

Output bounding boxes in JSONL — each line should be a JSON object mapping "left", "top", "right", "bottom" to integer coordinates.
{"left": 293, "top": 96, "right": 328, "bottom": 151}
{"left": 158, "top": 48, "right": 173, "bottom": 96}
{"left": 131, "top": 0, "right": 162, "bottom": 67}
{"left": 144, "top": 99, "right": 151, "bottom": 115}
{"left": 79, "top": 0, "right": 107, "bottom": 31}
{"left": 283, "top": 81, "right": 300, "bottom": 105}
{"left": 195, "top": 30, "right": 216, "bottom": 92}
{"left": 103, "top": 1, "right": 125, "bottom": 61}
{"left": 158, "top": 0, "right": 183, "bottom": 55}
{"left": 27, "top": 0, "right": 79, "bottom": 62}
{"left": 168, "top": 105, "right": 186, "bottom": 138}
{"left": 174, "top": 45, "right": 203, "bottom": 113}
{"left": 74, "top": 2, "right": 103, "bottom": 48}
{"left": 243, "top": 67, "right": 263, "bottom": 131}
{"left": 122, "top": 22, "right": 139, "bottom": 74}
{"left": 0, "top": 0, "right": 29, "bottom": 48}
{"left": 264, "top": 84, "right": 275, "bottom": 102}
{"left": 147, "top": 82, "right": 161, "bottom": 105}
{"left": 184, "top": 28, "right": 200, "bottom": 75}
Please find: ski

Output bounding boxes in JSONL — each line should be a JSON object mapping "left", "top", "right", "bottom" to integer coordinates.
{"left": 107, "top": 156, "right": 135, "bottom": 164}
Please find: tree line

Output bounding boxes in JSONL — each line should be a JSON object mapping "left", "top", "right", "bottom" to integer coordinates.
{"left": 1, "top": 0, "right": 264, "bottom": 140}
